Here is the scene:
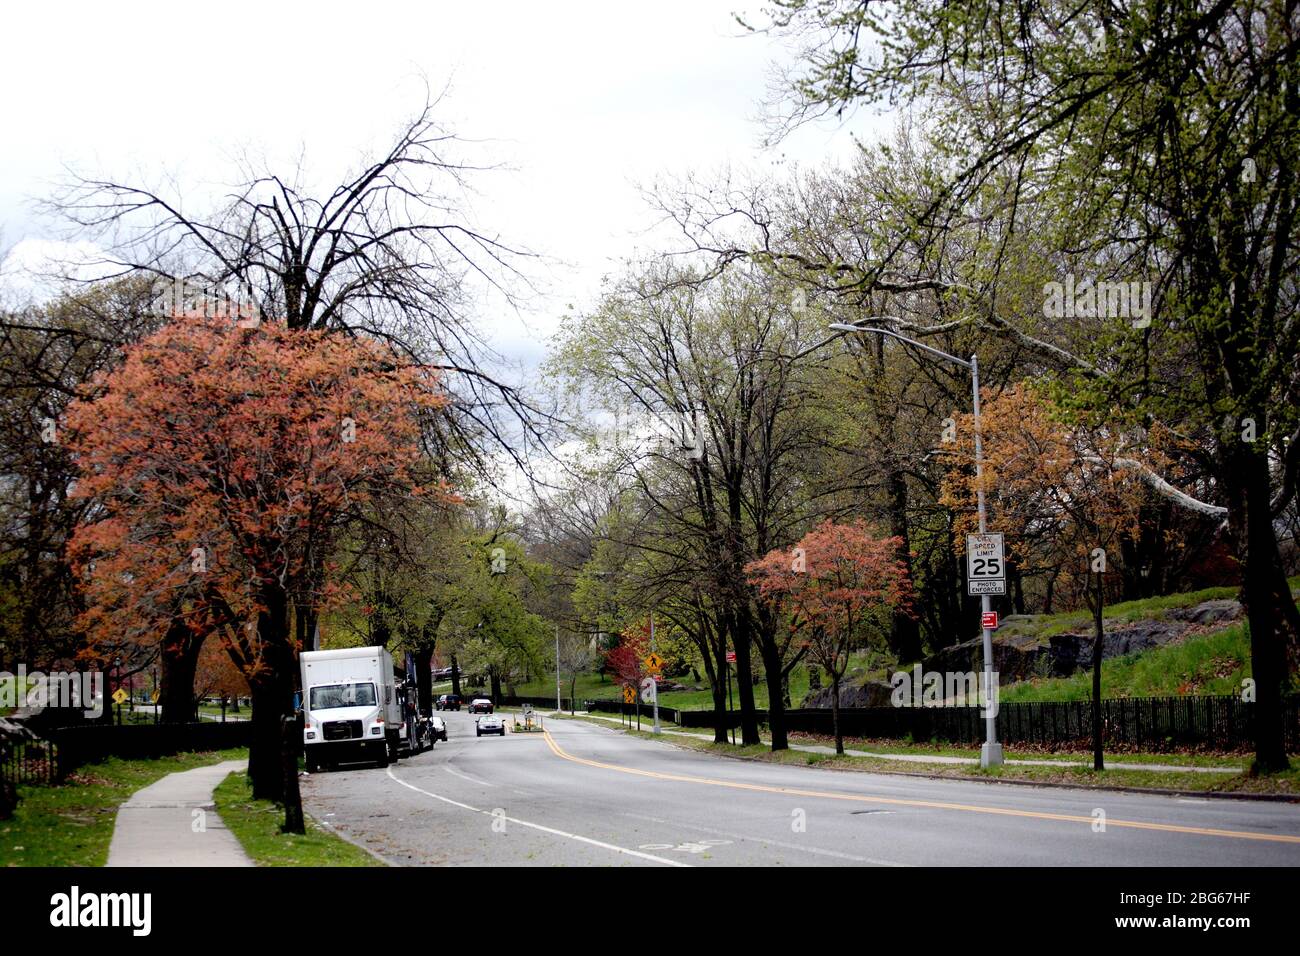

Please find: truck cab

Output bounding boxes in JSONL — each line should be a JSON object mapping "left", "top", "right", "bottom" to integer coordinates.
{"left": 301, "top": 647, "right": 401, "bottom": 771}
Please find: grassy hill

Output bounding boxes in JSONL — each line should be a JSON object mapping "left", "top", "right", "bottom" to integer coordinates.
{"left": 995, "top": 578, "right": 1297, "bottom": 702}
{"left": 999, "top": 622, "right": 1251, "bottom": 703}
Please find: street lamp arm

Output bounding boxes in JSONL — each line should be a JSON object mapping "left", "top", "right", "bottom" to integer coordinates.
{"left": 828, "top": 321, "right": 972, "bottom": 369}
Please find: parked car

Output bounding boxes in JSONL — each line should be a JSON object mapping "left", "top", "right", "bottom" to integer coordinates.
{"left": 475, "top": 713, "right": 506, "bottom": 737}
{"left": 468, "top": 698, "right": 494, "bottom": 714}
{"left": 428, "top": 713, "right": 448, "bottom": 742}
{"left": 436, "top": 694, "right": 462, "bottom": 711}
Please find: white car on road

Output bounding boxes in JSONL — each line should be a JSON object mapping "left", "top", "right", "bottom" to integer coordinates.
{"left": 429, "top": 713, "right": 447, "bottom": 742}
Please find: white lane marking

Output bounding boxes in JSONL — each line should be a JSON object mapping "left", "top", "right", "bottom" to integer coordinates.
{"left": 639, "top": 839, "right": 732, "bottom": 854}
{"left": 623, "top": 811, "right": 908, "bottom": 867}
{"left": 443, "top": 765, "right": 497, "bottom": 788}
{"left": 385, "top": 767, "right": 691, "bottom": 868}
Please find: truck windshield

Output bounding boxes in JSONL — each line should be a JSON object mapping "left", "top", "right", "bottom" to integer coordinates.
{"left": 309, "top": 683, "right": 377, "bottom": 709}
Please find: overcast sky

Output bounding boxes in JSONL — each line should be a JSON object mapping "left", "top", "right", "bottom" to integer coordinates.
{"left": 0, "top": 1, "right": 886, "bottom": 367}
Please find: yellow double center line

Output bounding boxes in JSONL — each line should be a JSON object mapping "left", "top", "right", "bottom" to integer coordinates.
{"left": 542, "top": 730, "right": 1300, "bottom": 845}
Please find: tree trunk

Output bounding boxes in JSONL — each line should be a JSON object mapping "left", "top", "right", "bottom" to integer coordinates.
{"left": 489, "top": 666, "right": 502, "bottom": 704}
{"left": 831, "top": 672, "right": 844, "bottom": 755}
{"left": 450, "top": 656, "right": 462, "bottom": 697}
{"left": 413, "top": 646, "right": 434, "bottom": 717}
{"left": 730, "top": 610, "right": 761, "bottom": 746}
{"left": 279, "top": 714, "right": 305, "bottom": 834}
{"left": 1091, "top": 571, "right": 1104, "bottom": 771}
{"left": 248, "top": 676, "right": 286, "bottom": 801}
{"left": 692, "top": 618, "right": 729, "bottom": 743}
{"left": 294, "top": 603, "right": 318, "bottom": 653}
{"left": 1237, "top": 443, "right": 1292, "bottom": 773}
{"left": 159, "top": 619, "right": 202, "bottom": 724}
{"left": 886, "top": 470, "right": 923, "bottom": 661}
{"left": 712, "top": 674, "right": 729, "bottom": 744}
{"left": 370, "top": 586, "right": 392, "bottom": 649}
{"left": 757, "top": 632, "right": 788, "bottom": 751}
{"left": 248, "top": 586, "right": 295, "bottom": 801}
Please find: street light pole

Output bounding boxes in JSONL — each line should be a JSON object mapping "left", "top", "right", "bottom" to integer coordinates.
{"left": 555, "top": 622, "right": 561, "bottom": 714}
{"left": 829, "top": 320, "right": 1003, "bottom": 767}
{"left": 650, "top": 613, "right": 661, "bottom": 734}
{"left": 969, "top": 353, "right": 1003, "bottom": 767}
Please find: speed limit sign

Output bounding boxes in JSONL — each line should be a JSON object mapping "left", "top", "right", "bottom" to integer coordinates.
{"left": 966, "top": 533, "right": 1006, "bottom": 595}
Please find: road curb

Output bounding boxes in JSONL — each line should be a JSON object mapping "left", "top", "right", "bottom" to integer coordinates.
{"left": 578, "top": 718, "right": 1300, "bottom": 804}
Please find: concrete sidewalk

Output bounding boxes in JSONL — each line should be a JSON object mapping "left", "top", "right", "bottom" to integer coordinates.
{"left": 573, "top": 712, "right": 1242, "bottom": 774}
{"left": 106, "top": 759, "right": 253, "bottom": 867}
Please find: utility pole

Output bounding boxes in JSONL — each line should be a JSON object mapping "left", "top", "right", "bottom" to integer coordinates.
{"left": 650, "top": 613, "right": 661, "bottom": 734}
{"left": 829, "top": 319, "right": 1003, "bottom": 767}
{"left": 555, "top": 622, "right": 561, "bottom": 714}
{"left": 969, "top": 353, "right": 1003, "bottom": 768}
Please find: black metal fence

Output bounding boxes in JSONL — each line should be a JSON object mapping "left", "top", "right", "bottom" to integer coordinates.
{"left": 774, "top": 695, "right": 1300, "bottom": 751}
{"left": 1, "top": 737, "right": 61, "bottom": 788}
{"left": 46, "top": 721, "right": 253, "bottom": 778}
{"left": 582, "top": 698, "right": 683, "bottom": 725}
{"left": 566, "top": 694, "right": 1297, "bottom": 753}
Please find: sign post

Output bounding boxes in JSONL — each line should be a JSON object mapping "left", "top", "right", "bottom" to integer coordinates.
{"left": 724, "top": 649, "right": 736, "bottom": 745}
{"left": 644, "top": 650, "right": 663, "bottom": 735}
{"left": 967, "top": 525, "right": 1005, "bottom": 767}
{"left": 622, "top": 684, "right": 636, "bottom": 726}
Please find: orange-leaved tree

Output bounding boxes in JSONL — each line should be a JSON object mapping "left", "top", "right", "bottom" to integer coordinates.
{"left": 747, "top": 520, "right": 913, "bottom": 755}
{"left": 939, "top": 384, "right": 1154, "bottom": 769}
{"left": 65, "top": 315, "right": 453, "bottom": 800}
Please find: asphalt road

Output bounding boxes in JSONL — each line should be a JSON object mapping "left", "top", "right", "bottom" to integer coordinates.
{"left": 301, "top": 711, "right": 1300, "bottom": 867}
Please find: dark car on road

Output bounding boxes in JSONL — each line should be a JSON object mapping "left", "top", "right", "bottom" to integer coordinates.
{"left": 468, "top": 697, "right": 494, "bottom": 714}
{"left": 436, "top": 694, "right": 462, "bottom": 711}
{"left": 475, "top": 713, "right": 506, "bottom": 737}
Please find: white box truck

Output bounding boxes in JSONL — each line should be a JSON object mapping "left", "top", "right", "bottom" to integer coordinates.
{"left": 301, "top": 646, "right": 401, "bottom": 771}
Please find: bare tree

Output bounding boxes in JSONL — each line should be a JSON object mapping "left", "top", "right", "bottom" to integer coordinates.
{"left": 43, "top": 93, "right": 560, "bottom": 485}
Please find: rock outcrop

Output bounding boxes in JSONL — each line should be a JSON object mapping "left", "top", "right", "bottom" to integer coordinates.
{"left": 800, "top": 679, "right": 895, "bottom": 710}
